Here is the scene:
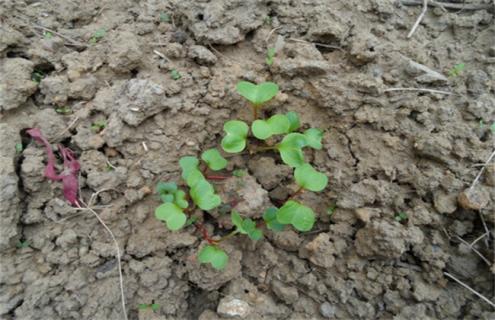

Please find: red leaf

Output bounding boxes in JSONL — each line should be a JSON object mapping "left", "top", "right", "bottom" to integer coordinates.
{"left": 27, "top": 128, "right": 80, "bottom": 206}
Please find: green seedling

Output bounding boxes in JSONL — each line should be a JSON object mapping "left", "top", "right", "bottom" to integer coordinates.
{"left": 91, "top": 120, "right": 106, "bottom": 133}
{"left": 138, "top": 303, "right": 160, "bottom": 312}
{"left": 236, "top": 81, "right": 279, "bottom": 119}
{"left": 155, "top": 78, "right": 328, "bottom": 271}
{"left": 327, "top": 204, "right": 336, "bottom": 217}
{"left": 448, "top": 63, "right": 465, "bottom": 77}
{"left": 198, "top": 245, "right": 229, "bottom": 270}
{"left": 294, "top": 163, "right": 328, "bottom": 192}
{"left": 43, "top": 31, "right": 53, "bottom": 39}
{"left": 16, "top": 240, "right": 30, "bottom": 249}
{"left": 263, "top": 207, "right": 285, "bottom": 231}
{"left": 201, "top": 148, "right": 227, "bottom": 171}
{"left": 266, "top": 47, "right": 276, "bottom": 66}
{"left": 55, "top": 106, "right": 72, "bottom": 114}
{"left": 231, "top": 211, "right": 263, "bottom": 240}
{"left": 159, "top": 12, "right": 171, "bottom": 23}
{"left": 276, "top": 200, "right": 315, "bottom": 232}
{"left": 31, "top": 70, "right": 45, "bottom": 83}
{"left": 490, "top": 122, "right": 495, "bottom": 134}
{"left": 170, "top": 69, "right": 181, "bottom": 80}
{"left": 395, "top": 212, "right": 408, "bottom": 222}
{"left": 264, "top": 16, "right": 273, "bottom": 26}
{"left": 89, "top": 28, "right": 106, "bottom": 43}
{"left": 221, "top": 120, "right": 249, "bottom": 153}
{"left": 15, "top": 143, "right": 23, "bottom": 153}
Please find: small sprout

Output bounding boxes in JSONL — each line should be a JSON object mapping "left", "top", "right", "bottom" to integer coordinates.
{"left": 395, "top": 212, "right": 408, "bottom": 222}
{"left": 155, "top": 202, "right": 187, "bottom": 231}
{"left": 159, "top": 12, "right": 171, "bottom": 23}
{"left": 43, "top": 31, "right": 53, "bottom": 39}
{"left": 15, "top": 143, "right": 23, "bottom": 153}
{"left": 170, "top": 69, "right": 181, "bottom": 80}
{"left": 55, "top": 106, "right": 72, "bottom": 114}
{"left": 286, "top": 111, "right": 300, "bottom": 132}
{"left": 190, "top": 179, "right": 221, "bottom": 210}
{"left": 232, "top": 169, "right": 247, "bottom": 177}
{"left": 264, "top": 16, "right": 273, "bottom": 26}
{"left": 231, "top": 210, "right": 263, "bottom": 240}
{"left": 252, "top": 114, "right": 290, "bottom": 140}
{"left": 138, "top": 303, "right": 160, "bottom": 312}
{"left": 156, "top": 182, "right": 189, "bottom": 208}
{"left": 448, "top": 63, "right": 465, "bottom": 77}
{"left": 221, "top": 120, "right": 249, "bottom": 153}
{"left": 89, "top": 28, "right": 106, "bottom": 43}
{"left": 150, "top": 303, "right": 160, "bottom": 312}
{"left": 276, "top": 133, "right": 307, "bottom": 167}
{"left": 236, "top": 81, "right": 279, "bottom": 106}
{"left": 303, "top": 128, "right": 323, "bottom": 150}
{"left": 138, "top": 304, "right": 148, "bottom": 310}
{"left": 276, "top": 200, "right": 315, "bottom": 232}
{"left": 185, "top": 216, "right": 199, "bottom": 226}
{"left": 491, "top": 122, "right": 495, "bottom": 134}
{"left": 327, "top": 204, "right": 336, "bottom": 217}
{"left": 262, "top": 207, "right": 285, "bottom": 231}
{"left": 106, "top": 164, "right": 114, "bottom": 171}
{"left": 91, "top": 120, "right": 106, "bottom": 133}
{"left": 480, "top": 120, "right": 484, "bottom": 129}
{"left": 31, "top": 70, "right": 45, "bottom": 83}
{"left": 198, "top": 245, "right": 228, "bottom": 270}
{"left": 201, "top": 148, "right": 228, "bottom": 171}
{"left": 266, "top": 47, "right": 276, "bottom": 66}
{"left": 16, "top": 240, "right": 30, "bottom": 249}
{"left": 294, "top": 163, "right": 328, "bottom": 192}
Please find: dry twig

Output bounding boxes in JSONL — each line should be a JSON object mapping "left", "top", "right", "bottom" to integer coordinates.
{"left": 384, "top": 87, "right": 452, "bottom": 95}
{"left": 407, "top": 0, "right": 428, "bottom": 38}
{"left": 401, "top": 0, "right": 493, "bottom": 10}
{"left": 455, "top": 236, "right": 491, "bottom": 266}
{"left": 469, "top": 149, "right": 495, "bottom": 192}
{"left": 444, "top": 272, "right": 495, "bottom": 309}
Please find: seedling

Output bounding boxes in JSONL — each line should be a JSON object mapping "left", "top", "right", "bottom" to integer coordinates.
{"left": 490, "top": 122, "right": 495, "bottom": 134}
{"left": 448, "top": 63, "right": 465, "bottom": 77}
{"left": 236, "top": 81, "right": 279, "bottom": 119}
{"left": 138, "top": 303, "right": 160, "bottom": 312}
{"left": 16, "top": 240, "right": 30, "bottom": 249}
{"left": 15, "top": 143, "right": 23, "bottom": 153}
{"left": 159, "top": 12, "right": 171, "bottom": 23}
{"left": 326, "top": 204, "right": 336, "bottom": 217}
{"left": 395, "top": 212, "right": 408, "bottom": 222}
{"left": 43, "top": 31, "right": 53, "bottom": 39}
{"left": 266, "top": 47, "right": 276, "bottom": 66}
{"left": 170, "top": 69, "right": 181, "bottom": 80}
{"left": 55, "top": 106, "right": 72, "bottom": 114}
{"left": 155, "top": 79, "right": 328, "bottom": 270}
{"left": 89, "top": 28, "right": 106, "bottom": 43}
{"left": 91, "top": 120, "right": 106, "bottom": 133}
{"left": 31, "top": 70, "right": 45, "bottom": 83}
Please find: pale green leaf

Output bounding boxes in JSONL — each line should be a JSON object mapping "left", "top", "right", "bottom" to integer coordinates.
{"left": 294, "top": 163, "right": 328, "bottom": 192}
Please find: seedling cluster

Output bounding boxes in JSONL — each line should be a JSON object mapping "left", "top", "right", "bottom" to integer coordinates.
{"left": 155, "top": 80, "right": 328, "bottom": 270}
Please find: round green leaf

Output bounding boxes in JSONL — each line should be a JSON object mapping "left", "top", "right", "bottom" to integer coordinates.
{"left": 185, "top": 168, "right": 204, "bottom": 187}
{"left": 286, "top": 112, "right": 300, "bottom": 132}
{"left": 231, "top": 210, "right": 244, "bottom": 232}
{"left": 190, "top": 180, "right": 221, "bottom": 210}
{"left": 279, "top": 147, "right": 305, "bottom": 168}
{"left": 198, "top": 245, "right": 229, "bottom": 270}
{"left": 221, "top": 135, "right": 246, "bottom": 153}
{"left": 248, "top": 229, "right": 263, "bottom": 241}
{"left": 304, "top": 128, "right": 323, "bottom": 150}
{"left": 276, "top": 200, "right": 315, "bottom": 232}
{"left": 236, "top": 81, "right": 279, "bottom": 106}
{"left": 267, "top": 114, "right": 290, "bottom": 135}
{"left": 294, "top": 163, "right": 328, "bottom": 192}
{"left": 252, "top": 120, "right": 271, "bottom": 140}
{"left": 174, "top": 190, "right": 189, "bottom": 209}
{"left": 201, "top": 148, "right": 228, "bottom": 171}
{"left": 160, "top": 194, "right": 174, "bottom": 203}
{"left": 156, "top": 182, "right": 177, "bottom": 194}
{"left": 224, "top": 120, "right": 249, "bottom": 137}
{"left": 263, "top": 207, "right": 285, "bottom": 231}
{"left": 180, "top": 156, "right": 200, "bottom": 181}
{"left": 155, "top": 203, "right": 187, "bottom": 231}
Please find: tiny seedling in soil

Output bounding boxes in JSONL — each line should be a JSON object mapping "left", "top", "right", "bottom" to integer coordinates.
{"left": 16, "top": 240, "right": 30, "bottom": 249}
{"left": 91, "top": 120, "right": 106, "bottom": 133}
{"left": 490, "top": 122, "right": 495, "bottom": 134}
{"left": 448, "top": 63, "right": 465, "bottom": 77}
{"left": 395, "top": 212, "right": 408, "bottom": 222}
{"left": 159, "top": 12, "right": 171, "bottom": 23}
{"left": 89, "top": 28, "right": 106, "bottom": 43}
{"left": 154, "top": 79, "right": 328, "bottom": 270}
{"left": 43, "top": 31, "right": 53, "bottom": 39}
{"left": 170, "top": 69, "right": 181, "bottom": 80}
{"left": 327, "top": 204, "right": 336, "bottom": 217}
{"left": 15, "top": 143, "right": 23, "bottom": 153}
{"left": 266, "top": 47, "right": 276, "bottom": 66}
{"left": 55, "top": 106, "right": 72, "bottom": 114}
{"left": 31, "top": 70, "right": 45, "bottom": 83}
{"left": 138, "top": 303, "right": 160, "bottom": 312}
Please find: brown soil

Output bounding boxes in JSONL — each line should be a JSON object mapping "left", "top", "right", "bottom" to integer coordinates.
{"left": 0, "top": 1, "right": 494, "bottom": 319}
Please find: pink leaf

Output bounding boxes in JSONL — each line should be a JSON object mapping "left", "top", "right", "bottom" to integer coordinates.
{"left": 27, "top": 128, "right": 80, "bottom": 206}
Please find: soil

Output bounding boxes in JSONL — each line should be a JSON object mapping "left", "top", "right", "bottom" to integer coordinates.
{"left": 0, "top": 1, "right": 494, "bottom": 319}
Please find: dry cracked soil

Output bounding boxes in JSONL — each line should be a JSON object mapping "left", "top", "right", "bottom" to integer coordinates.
{"left": 0, "top": 0, "right": 494, "bottom": 319}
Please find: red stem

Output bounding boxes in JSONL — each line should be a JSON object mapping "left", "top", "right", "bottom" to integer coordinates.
{"left": 195, "top": 222, "right": 216, "bottom": 244}
{"left": 206, "top": 175, "right": 230, "bottom": 180}
{"left": 288, "top": 187, "right": 304, "bottom": 200}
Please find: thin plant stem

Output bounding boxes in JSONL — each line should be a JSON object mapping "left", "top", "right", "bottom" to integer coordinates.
{"left": 289, "top": 186, "right": 305, "bottom": 200}
{"left": 443, "top": 272, "right": 495, "bottom": 309}
{"left": 216, "top": 230, "right": 240, "bottom": 243}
